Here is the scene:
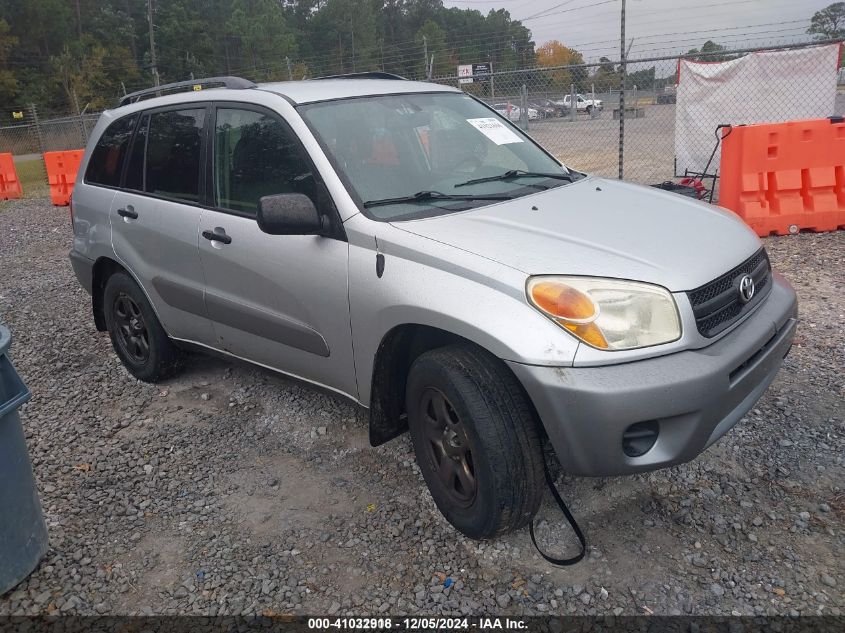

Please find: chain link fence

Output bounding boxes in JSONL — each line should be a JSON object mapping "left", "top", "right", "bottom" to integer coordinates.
{"left": 2, "top": 40, "right": 842, "bottom": 201}
{"left": 0, "top": 106, "right": 99, "bottom": 154}
{"left": 0, "top": 105, "right": 100, "bottom": 198}
{"left": 432, "top": 41, "right": 845, "bottom": 200}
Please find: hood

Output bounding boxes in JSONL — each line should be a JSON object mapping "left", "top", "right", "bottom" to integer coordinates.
{"left": 390, "top": 177, "right": 761, "bottom": 292}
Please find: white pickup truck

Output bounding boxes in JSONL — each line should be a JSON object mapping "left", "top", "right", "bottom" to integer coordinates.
{"left": 557, "top": 93, "right": 603, "bottom": 114}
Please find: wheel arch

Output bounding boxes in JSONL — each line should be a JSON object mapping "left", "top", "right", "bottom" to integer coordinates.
{"left": 367, "top": 323, "right": 543, "bottom": 447}
{"left": 91, "top": 257, "right": 164, "bottom": 335}
{"left": 91, "top": 256, "right": 128, "bottom": 331}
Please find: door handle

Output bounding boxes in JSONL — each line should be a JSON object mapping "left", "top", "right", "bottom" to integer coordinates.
{"left": 117, "top": 206, "right": 138, "bottom": 219}
{"left": 202, "top": 228, "right": 232, "bottom": 245}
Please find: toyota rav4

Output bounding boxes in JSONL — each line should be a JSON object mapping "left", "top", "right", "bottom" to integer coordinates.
{"left": 69, "top": 74, "right": 797, "bottom": 539}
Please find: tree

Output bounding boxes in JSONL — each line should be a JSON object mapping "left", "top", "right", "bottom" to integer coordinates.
{"left": 416, "top": 20, "right": 450, "bottom": 79}
{"left": 808, "top": 2, "right": 845, "bottom": 39}
{"left": 0, "top": 19, "right": 17, "bottom": 106}
{"left": 535, "top": 40, "right": 586, "bottom": 91}
{"left": 592, "top": 56, "right": 616, "bottom": 91}
{"left": 627, "top": 66, "right": 655, "bottom": 90}
{"left": 686, "top": 40, "right": 732, "bottom": 63}
{"left": 308, "top": 0, "right": 379, "bottom": 76}
{"left": 0, "top": 0, "right": 538, "bottom": 112}
{"left": 155, "top": 0, "right": 216, "bottom": 82}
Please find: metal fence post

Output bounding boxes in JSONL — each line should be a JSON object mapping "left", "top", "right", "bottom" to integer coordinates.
{"left": 27, "top": 103, "right": 48, "bottom": 190}
{"left": 72, "top": 90, "right": 87, "bottom": 148}
{"left": 569, "top": 83, "right": 576, "bottom": 122}
{"left": 28, "top": 104, "right": 44, "bottom": 156}
{"left": 618, "top": 0, "right": 626, "bottom": 180}
{"left": 521, "top": 83, "right": 528, "bottom": 131}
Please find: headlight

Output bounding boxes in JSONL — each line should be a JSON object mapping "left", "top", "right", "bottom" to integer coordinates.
{"left": 527, "top": 276, "right": 681, "bottom": 350}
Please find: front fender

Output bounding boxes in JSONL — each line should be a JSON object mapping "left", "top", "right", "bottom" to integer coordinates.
{"left": 346, "top": 218, "right": 579, "bottom": 406}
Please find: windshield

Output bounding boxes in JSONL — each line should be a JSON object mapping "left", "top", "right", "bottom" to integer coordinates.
{"left": 299, "top": 92, "right": 572, "bottom": 220}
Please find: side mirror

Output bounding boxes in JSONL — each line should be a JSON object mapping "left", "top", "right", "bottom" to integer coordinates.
{"left": 257, "top": 193, "right": 324, "bottom": 236}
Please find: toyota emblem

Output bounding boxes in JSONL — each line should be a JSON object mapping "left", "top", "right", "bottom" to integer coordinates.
{"left": 738, "top": 275, "right": 755, "bottom": 303}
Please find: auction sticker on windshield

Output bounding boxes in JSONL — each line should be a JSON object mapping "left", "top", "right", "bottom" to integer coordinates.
{"left": 467, "top": 117, "right": 524, "bottom": 145}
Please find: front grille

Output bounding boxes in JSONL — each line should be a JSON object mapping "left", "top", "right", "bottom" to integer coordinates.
{"left": 688, "top": 248, "right": 772, "bottom": 337}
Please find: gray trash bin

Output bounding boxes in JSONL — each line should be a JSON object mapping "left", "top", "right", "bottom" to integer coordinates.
{"left": 0, "top": 324, "right": 48, "bottom": 596}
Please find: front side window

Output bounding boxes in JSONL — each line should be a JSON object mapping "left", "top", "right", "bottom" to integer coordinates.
{"left": 213, "top": 108, "right": 316, "bottom": 215}
{"left": 300, "top": 92, "right": 571, "bottom": 220}
{"left": 85, "top": 114, "right": 137, "bottom": 187}
{"left": 145, "top": 108, "right": 205, "bottom": 202}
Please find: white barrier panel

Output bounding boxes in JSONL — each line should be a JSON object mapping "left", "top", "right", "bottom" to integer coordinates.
{"left": 675, "top": 44, "right": 840, "bottom": 177}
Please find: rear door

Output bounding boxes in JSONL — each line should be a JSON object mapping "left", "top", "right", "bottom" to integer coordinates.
{"left": 196, "top": 103, "right": 356, "bottom": 397}
{"left": 110, "top": 105, "right": 216, "bottom": 344}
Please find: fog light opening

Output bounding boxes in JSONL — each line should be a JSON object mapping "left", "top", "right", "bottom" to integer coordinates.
{"left": 622, "top": 420, "right": 659, "bottom": 457}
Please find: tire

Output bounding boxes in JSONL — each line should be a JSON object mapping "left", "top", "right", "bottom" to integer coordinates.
{"left": 103, "top": 272, "right": 180, "bottom": 382}
{"left": 406, "top": 343, "right": 545, "bottom": 539}
{"left": 586, "top": 105, "right": 593, "bottom": 115}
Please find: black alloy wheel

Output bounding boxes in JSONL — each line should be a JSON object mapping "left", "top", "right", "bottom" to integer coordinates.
{"left": 417, "top": 387, "right": 477, "bottom": 508}
{"left": 112, "top": 293, "right": 150, "bottom": 363}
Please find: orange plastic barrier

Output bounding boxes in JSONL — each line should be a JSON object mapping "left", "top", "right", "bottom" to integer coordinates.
{"left": 719, "top": 118, "right": 845, "bottom": 236}
{"left": 0, "top": 153, "right": 23, "bottom": 200}
{"left": 43, "top": 149, "right": 84, "bottom": 206}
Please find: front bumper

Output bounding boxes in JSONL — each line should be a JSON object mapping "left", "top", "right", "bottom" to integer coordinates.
{"left": 508, "top": 273, "right": 797, "bottom": 476}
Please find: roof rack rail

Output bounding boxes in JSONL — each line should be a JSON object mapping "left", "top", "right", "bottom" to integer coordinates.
{"left": 311, "top": 72, "right": 408, "bottom": 81}
{"left": 118, "top": 76, "right": 256, "bottom": 107}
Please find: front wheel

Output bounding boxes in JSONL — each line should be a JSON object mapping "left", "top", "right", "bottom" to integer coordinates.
{"left": 406, "top": 344, "right": 545, "bottom": 539}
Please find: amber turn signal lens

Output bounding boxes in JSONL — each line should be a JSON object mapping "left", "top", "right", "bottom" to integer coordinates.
{"left": 530, "top": 281, "right": 599, "bottom": 323}
{"left": 562, "top": 322, "right": 609, "bottom": 349}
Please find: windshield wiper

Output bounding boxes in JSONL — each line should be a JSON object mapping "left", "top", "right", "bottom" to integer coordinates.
{"left": 454, "top": 169, "right": 575, "bottom": 189}
{"left": 362, "top": 190, "right": 513, "bottom": 208}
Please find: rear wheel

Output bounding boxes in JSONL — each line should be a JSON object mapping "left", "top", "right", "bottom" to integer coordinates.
{"left": 406, "top": 344, "right": 544, "bottom": 539}
{"left": 103, "top": 272, "right": 180, "bottom": 382}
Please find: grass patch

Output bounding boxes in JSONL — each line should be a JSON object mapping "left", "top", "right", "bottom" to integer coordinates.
{"left": 15, "top": 157, "right": 49, "bottom": 198}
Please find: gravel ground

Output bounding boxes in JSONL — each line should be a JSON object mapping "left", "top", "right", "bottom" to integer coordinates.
{"left": 0, "top": 198, "right": 842, "bottom": 617}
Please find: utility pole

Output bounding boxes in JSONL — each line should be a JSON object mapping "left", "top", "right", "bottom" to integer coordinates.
{"left": 351, "top": 27, "right": 356, "bottom": 72}
{"left": 423, "top": 35, "right": 428, "bottom": 79}
{"left": 618, "top": 0, "right": 626, "bottom": 180}
{"left": 147, "top": 0, "right": 160, "bottom": 86}
{"left": 286, "top": 56, "right": 293, "bottom": 81}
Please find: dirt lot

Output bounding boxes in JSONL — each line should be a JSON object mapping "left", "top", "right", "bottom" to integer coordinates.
{"left": 528, "top": 105, "right": 677, "bottom": 184}
{"left": 0, "top": 198, "right": 842, "bottom": 616}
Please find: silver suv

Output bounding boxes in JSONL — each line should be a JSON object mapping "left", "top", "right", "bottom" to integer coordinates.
{"left": 70, "top": 75, "right": 797, "bottom": 539}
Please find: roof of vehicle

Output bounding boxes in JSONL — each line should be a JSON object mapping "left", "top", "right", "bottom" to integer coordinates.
{"left": 258, "top": 78, "right": 459, "bottom": 104}
{"left": 111, "top": 77, "right": 461, "bottom": 115}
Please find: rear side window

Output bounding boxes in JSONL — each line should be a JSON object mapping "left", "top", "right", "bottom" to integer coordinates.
{"left": 85, "top": 114, "right": 137, "bottom": 187}
{"left": 145, "top": 108, "right": 205, "bottom": 202}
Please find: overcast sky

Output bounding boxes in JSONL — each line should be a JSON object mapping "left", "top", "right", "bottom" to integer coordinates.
{"left": 442, "top": 0, "right": 835, "bottom": 63}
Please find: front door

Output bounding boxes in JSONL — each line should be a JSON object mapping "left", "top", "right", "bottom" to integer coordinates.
{"left": 197, "top": 104, "right": 357, "bottom": 398}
